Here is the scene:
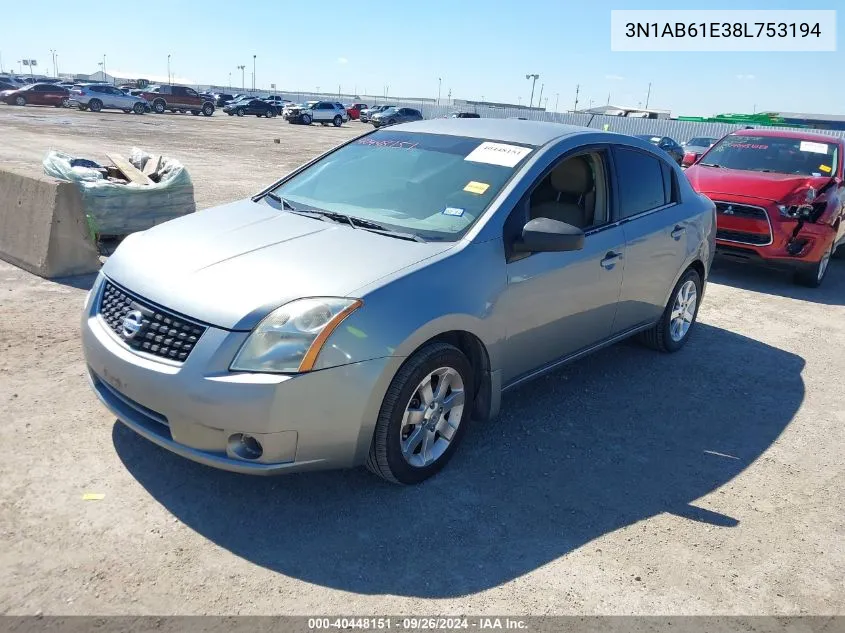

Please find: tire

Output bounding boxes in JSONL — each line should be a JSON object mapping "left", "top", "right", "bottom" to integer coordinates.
{"left": 270, "top": 109, "right": 277, "bottom": 118}
{"left": 202, "top": 103, "right": 214, "bottom": 116}
{"left": 366, "top": 342, "right": 474, "bottom": 485}
{"left": 179, "top": 109, "right": 187, "bottom": 113}
{"left": 388, "top": 118, "right": 396, "bottom": 125}
{"left": 133, "top": 102, "right": 144, "bottom": 115}
{"left": 638, "top": 267, "right": 702, "bottom": 353}
{"left": 228, "top": 112, "right": 233, "bottom": 116}
{"left": 265, "top": 110, "right": 273, "bottom": 118}
{"left": 794, "top": 242, "right": 833, "bottom": 288}
{"left": 88, "top": 99, "right": 102, "bottom": 112}
{"left": 301, "top": 113, "right": 312, "bottom": 125}
{"left": 153, "top": 100, "right": 166, "bottom": 114}
{"left": 236, "top": 108, "right": 245, "bottom": 117}
{"left": 14, "top": 96, "right": 26, "bottom": 106}
{"left": 333, "top": 115, "right": 342, "bottom": 127}
{"left": 191, "top": 110, "right": 200, "bottom": 115}
{"left": 77, "top": 104, "right": 88, "bottom": 111}
{"left": 59, "top": 97, "right": 69, "bottom": 108}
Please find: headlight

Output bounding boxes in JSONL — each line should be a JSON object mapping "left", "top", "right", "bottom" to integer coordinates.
{"left": 230, "top": 297, "right": 362, "bottom": 374}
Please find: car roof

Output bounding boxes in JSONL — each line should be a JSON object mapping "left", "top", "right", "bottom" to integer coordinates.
{"left": 730, "top": 128, "right": 842, "bottom": 144}
{"left": 397, "top": 118, "right": 591, "bottom": 146}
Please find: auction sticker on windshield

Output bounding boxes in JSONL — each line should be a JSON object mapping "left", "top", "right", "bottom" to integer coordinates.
{"left": 799, "top": 141, "right": 828, "bottom": 154}
{"left": 465, "top": 142, "right": 533, "bottom": 168}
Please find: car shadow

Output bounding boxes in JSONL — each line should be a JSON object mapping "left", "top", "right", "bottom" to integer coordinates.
{"left": 52, "top": 271, "right": 99, "bottom": 291}
{"left": 113, "top": 323, "right": 804, "bottom": 598}
{"left": 710, "top": 257, "right": 845, "bottom": 306}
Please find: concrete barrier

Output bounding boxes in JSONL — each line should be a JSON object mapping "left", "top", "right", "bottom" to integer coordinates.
{"left": 0, "top": 168, "right": 100, "bottom": 278}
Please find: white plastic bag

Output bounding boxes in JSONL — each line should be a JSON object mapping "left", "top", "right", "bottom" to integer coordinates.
{"left": 43, "top": 147, "right": 196, "bottom": 235}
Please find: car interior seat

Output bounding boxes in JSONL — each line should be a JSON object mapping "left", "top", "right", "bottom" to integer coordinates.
{"left": 531, "top": 156, "right": 596, "bottom": 229}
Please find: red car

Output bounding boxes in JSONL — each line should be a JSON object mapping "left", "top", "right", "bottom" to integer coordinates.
{"left": 1, "top": 83, "right": 70, "bottom": 108}
{"left": 685, "top": 129, "right": 845, "bottom": 287}
{"left": 345, "top": 103, "right": 368, "bottom": 120}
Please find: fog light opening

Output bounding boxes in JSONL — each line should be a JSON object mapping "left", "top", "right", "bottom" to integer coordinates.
{"left": 227, "top": 433, "right": 264, "bottom": 460}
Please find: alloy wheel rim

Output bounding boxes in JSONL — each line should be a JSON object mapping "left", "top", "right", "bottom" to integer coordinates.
{"left": 818, "top": 245, "right": 832, "bottom": 281}
{"left": 669, "top": 280, "right": 697, "bottom": 342}
{"left": 400, "top": 367, "right": 465, "bottom": 468}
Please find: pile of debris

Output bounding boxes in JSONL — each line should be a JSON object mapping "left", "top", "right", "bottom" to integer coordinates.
{"left": 43, "top": 147, "right": 196, "bottom": 255}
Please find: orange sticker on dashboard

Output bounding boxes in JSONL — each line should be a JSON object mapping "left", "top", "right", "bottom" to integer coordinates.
{"left": 464, "top": 181, "right": 490, "bottom": 195}
{"left": 820, "top": 164, "right": 832, "bottom": 173}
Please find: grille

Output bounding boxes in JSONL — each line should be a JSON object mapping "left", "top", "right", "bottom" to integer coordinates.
{"left": 98, "top": 281, "right": 206, "bottom": 363}
{"left": 713, "top": 201, "right": 768, "bottom": 220}
{"left": 716, "top": 229, "right": 771, "bottom": 246}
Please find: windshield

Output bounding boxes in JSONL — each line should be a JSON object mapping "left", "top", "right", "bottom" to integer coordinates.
{"left": 687, "top": 137, "right": 716, "bottom": 147}
{"left": 268, "top": 130, "right": 536, "bottom": 241}
{"left": 702, "top": 135, "right": 839, "bottom": 176}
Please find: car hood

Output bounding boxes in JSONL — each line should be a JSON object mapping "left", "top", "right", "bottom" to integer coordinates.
{"left": 102, "top": 198, "right": 454, "bottom": 331}
{"left": 685, "top": 166, "right": 834, "bottom": 203}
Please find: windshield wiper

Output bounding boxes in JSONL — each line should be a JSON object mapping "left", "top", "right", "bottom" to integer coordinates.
{"left": 698, "top": 162, "right": 722, "bottom": 168}
{"left": 263, "top": 191, "right": 297, "bottom": 211}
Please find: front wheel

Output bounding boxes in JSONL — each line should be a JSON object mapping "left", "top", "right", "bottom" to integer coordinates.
{"left": 638, "top": 268, "right": 702, "bottom": 352}
{"left": 59, "top": 97, "right": 69, "bottom": 108}
{"left": 236, "top": 108, "right": 244, "bottom": 117}
{"left": 366, "top": 342, "right": 473, "bottom": 485}
{"left": 301, "top": 113, "right": 312, "bottom": 125}
{"left": 133, "top": 102, "right": 145, "bottom": 115}
{"left": 153, "top": 100, "right": 166, "bottom": 114}
{"left": 333, "top": 115, "right": 342, "bottom": 127}
{"left": 77, "top": 104, "right": 88, "bottom": 111}
{"left": 88, "top": 99, "right": 102, "bottom": 112}
{"left": 14, "top": 96, "right": 27, "bottom": 106}
{"left": 794, "top": 242, "right": 833, "bottom": 288}
{"left": 202, "top": 103, "right": 214, "bottom": 116}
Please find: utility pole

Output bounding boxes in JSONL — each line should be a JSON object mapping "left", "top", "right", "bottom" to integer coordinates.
{"left": 102, "top": 54, "right": 106, "bottom": 83}
{"left": 554, "top": 92, "right": 559, "bottom": 112}
{"left": 253, "top": 55, "right": 256, "bottom": 91}
{"left": 228, "top": 72, "right": 231, "bottom": 89}
{"left": 525, "top": 73, "right": 539, "bottom": 108}
{"left": 607, "top": 92, "right": 610, "bottom": 105}
{"left": 50, "top": 50, "right": 56, "bottom": 77}
{"left": 645, "top": 82, "right": 652, "bottom": 109}
{"left": 447, "top": 88, "right": 451, "bottom": 105}
{"left": 167, "top": 54, "right": 171, "bottom": 84}
{"left": 437, "top": 77, "right": 441, "bottom": 105}
{"left": 237, "top": 65, "right": 245, "bottom": 90}
{"left": 573, "top": 84, "right": 580, "bottom": 112}
{"left": 538, "top": 83, "right": 544, "bottom": 110}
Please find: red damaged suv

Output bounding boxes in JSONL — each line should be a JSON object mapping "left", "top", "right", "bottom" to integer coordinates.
{"left": 685, "top": 129, "right": 845, "bottom": 287}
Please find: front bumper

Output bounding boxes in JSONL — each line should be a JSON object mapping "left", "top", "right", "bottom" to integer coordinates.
{"left": 81, "top": 277, "right": 393, "bottom": 475}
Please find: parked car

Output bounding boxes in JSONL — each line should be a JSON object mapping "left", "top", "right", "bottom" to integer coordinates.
{"left": 685, "top": 128, "right": 845, "bottom": 287}
{"left": 681, "top": 137, "right": 719, "bottom": 167}
{"left": 448, "top": 112, "right": 481, "bottom": 119}
{"left": 69, "top": 84, "right": 148, "bottom": 114}
{"left": 359, "top": 104, "right": 394, "bottom": 123}
{"left": 214, "top": 93, "right": 234, "bottom": 107}
{"left": 223, "top": 98, "right": 277, "bottom": 118}
{"left": 635, "top": 135, "right": 685, "bottom": 165}
{"left": 262, "top": 95, "right": 291, "bottom": 114}
{"left": 139, "top": 84, "right": 215, "bottom": 116}
{"left": 286, "top": 101, "right": 348, "bottom": 126}
{"left": 346, "top": 103, "right": 369, "bottom": 120}
{"left": 0, "top": 80, "right": 20, "bottom": 92}
{"left": 2, "top": 83, "right": 69, "bottom": 107}
{"left": 371, "top": 107, "right": 423, "bottom": 127}
{"left": 81, "top": 119, "right": 714, "bottom": 484}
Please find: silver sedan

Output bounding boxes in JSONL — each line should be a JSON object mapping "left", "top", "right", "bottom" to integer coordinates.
{"left": 82, "top": 119, "right": 716, "bottom": 484}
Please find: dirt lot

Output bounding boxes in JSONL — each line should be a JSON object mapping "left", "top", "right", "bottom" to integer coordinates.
{"left": 0, "top": 105, "right": 843, "bottom": 616}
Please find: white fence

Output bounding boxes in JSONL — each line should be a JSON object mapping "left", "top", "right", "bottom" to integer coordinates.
{"left": 200, "top": 85, "right": 845, "bottom": 142}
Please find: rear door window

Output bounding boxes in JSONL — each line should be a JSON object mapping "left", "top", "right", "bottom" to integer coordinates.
{"left": 613, "top": 147, "right": 670, "bottom": 218}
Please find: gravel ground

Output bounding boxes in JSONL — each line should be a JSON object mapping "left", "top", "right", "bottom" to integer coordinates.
{"left": 0, "top": 105, "right": 843, "bottom": 616}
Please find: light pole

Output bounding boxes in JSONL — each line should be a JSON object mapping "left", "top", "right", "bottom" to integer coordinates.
{"left": 537, "top": 83, "right": 544, "bottom": 110}
{"left": 50, "top": 49, "right": 56, "bottom": 77}
{"left": 645, "top": 82, "right": 652, "bottom": 109}
{"left": 525, "top": 73, "right": 539, "bottom": 108}
{"left": 102, "top": 54, "right": 107, "bottom": 83}
{"left": 252, "top": 54, "right": 256, "bottom": 91}
{"left": 573, "top": 84, "right": 580, "bottom": 112}
{"left": 228, "top": 72, "right": 231, "bottom": 90}
{"left": 237, "top": 65, "right": 245, "bottom": 90}
{"left": 554, "top": 92, "right": 559, "bottom": 112}
{"left": 167, "top": 54, "right": 171, "bottom": 84}
{"left": 437, "top": 77, "right": 441, "bottom": 105}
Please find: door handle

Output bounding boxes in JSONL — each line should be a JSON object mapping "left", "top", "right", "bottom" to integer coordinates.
{"left": 671, "top": 225, "right": 686, "bottom": 240}
{"left": 600, "top": 251, "right": 622, "bottom": 270}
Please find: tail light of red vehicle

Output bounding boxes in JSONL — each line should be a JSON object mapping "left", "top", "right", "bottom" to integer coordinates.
{"left": 682, "top": 152, "right": 700, "bottom": 168}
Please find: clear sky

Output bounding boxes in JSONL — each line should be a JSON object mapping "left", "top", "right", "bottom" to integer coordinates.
{"left": 3, "top": 0, "right": 843, "bottom": 116}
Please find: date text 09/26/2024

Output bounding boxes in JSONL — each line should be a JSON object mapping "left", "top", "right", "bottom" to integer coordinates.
{"left": 307, "top": 618, "right": 528, "bottom": 630}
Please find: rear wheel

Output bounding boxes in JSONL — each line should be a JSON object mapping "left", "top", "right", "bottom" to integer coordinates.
{"left": 88, "top": 99, "right": 102, "bottom": 112}
{"left": 59, "top": 97, "right": 69, "bottom": 108}
{"left": 333, "top": 115, "right": 342, "bottom": 127}
{"left": 265, "top": 110, "right": 273, "bottom": 118}
{"left": 638, "top": 268, "right": 702, "bottom": 352}
{"left": 153, "top": 100, "right": 166, "bottom": 114}
{"left": 366, "top": 342, "right": 473, "bottom": 485}
{"left": 794, "top": 242, "right": 833, "bottom": 288}
{"left": 77, "top": 104, "right": 88, "bottom": 111}
{"left": 202, "top": 103, "right": 214, "bottom": 116}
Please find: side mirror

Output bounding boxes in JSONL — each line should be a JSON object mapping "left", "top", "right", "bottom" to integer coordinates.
{"left": 513, "top": 218, "right": 585, "bottom": 253}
